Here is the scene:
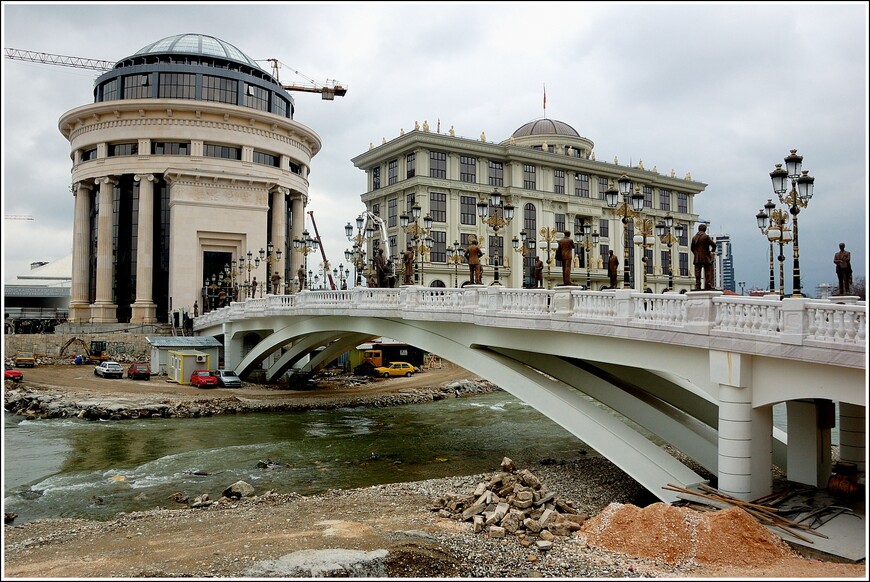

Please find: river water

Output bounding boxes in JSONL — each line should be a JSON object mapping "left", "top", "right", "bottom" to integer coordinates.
{"left": 3, "top": 393, "right": 592, "bottom": 525}
{"left": 2, "top": 394, "right": 832, "bottom": 526}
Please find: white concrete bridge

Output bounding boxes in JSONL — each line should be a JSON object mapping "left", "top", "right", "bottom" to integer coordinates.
{"left": 194, "top": 287, "right": 866, "bottom": 505}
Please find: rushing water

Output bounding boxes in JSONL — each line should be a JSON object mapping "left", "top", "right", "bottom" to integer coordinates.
{"left": 3, "top": 393, "right": 832, "bottom": 526}
{"left": 3, "top": 393, "right": 593, "bottom": 525}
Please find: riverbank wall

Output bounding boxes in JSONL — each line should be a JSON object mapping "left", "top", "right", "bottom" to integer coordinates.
{"left": 4, "top": 333, "right": 152, "bottom": 364}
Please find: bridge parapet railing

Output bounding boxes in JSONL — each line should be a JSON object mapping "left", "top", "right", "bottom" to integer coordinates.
{"left": 353, "top": 288, "right": 402, "bottom": 312}
{"left": 631, "top": 293, "right": 688, "bottom": 327}
{"left": 493, "top": 287, "right": 553, "bottom": 317}
{"left": 569, "top": 290, "right": 616, "bottom": 321}
{"left": 803, "top": 300, "right": 866, "bottom": 347}
{"left": 415, "top": 287, "right": 465, "bottom": 310}
{"left": 713, "top": 296, "right": 782, "bottom": 337}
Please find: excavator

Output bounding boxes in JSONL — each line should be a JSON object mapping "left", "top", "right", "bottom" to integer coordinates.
{"left": 59, "top": 337, "right": 110, "bottom": 364}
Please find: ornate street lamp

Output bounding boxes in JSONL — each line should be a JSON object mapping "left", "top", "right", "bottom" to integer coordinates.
{"left": 262, "top": 241, "right": 283, "bottom": 294}
{"left": 655, "top": 215, "right": 685, "bottom": 291}
{"left": 400, "top": 204, "right": 433, "bottom": 285}
{"left": 576, "top": 219, "right": 600, "bottom": 290}
{"left": 512, "top": 230, "right": 536, "bottom": 288}
{"left": 633, "top": 218, "right": 656, "bottom": 292}
{"left": 770, "top": 150, "right": 814, "bottom": 298}
{"left": 756, "top": 199, "right": 778, "bottom": 294}
{"left": 293, "top": 230, "right": 318, "bottom": 290}
{"left": 538, "top": 226, "right": 560, "bottom": 289}
{"left": 446, "top": 240, "right": 464, "bottom": 287}
{"left": 758, "top": 202, "right": 792, "bottom": 297}
{"left": 477, "top": 189, "right": 514, "bottom": 285}
{"left": 605, "top": 175, "right": 645, "bottom": 289}
{"left": 345, "top": 214, "right": 370, "bottom": 287}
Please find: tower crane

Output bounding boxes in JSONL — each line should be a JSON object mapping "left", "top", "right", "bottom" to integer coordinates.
{"left": 5, "top": 215, "right": 34, "bottom": 220}
{"left": 308, "top": 210, "right": 337, "bottom": 290}
{"left": 3, "top": 48, "right": 348, "bottom": 99}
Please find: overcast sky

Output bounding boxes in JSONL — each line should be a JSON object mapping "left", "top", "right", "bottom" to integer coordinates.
{"left": 2, "top": 2, "right": 867, "bottom": 296}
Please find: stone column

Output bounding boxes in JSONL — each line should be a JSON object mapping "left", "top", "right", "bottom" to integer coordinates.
{"left": 91, "top": 176, "right": 118, "bottom": 323}
{"left": 68, "top": 182, "right": 92, "bottom": 323}
{"left": 710, "top": 350, "right": 772, "bottom": 500}
{"left": 131, "top": 174, "right": 157, "bottom": 323}
{"left": 270, "top": 187, "right": 288, "bottom": 293}
{"left": 786, "top": 400, "right": 833, "bottom": 488}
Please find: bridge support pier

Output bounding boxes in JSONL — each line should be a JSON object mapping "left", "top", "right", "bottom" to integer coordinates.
{"left": 223, "top": 325, "right": 245, "bottom": 371}
{"left": 786, "top": 400, "right": 833, "bottom": 488}
{"left": 711, "top": 351, "right": 773, "bottom": 501}
{"left": 838, "top": 403, "right": 866, "bottom": 474}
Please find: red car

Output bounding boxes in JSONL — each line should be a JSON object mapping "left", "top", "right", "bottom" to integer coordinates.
{"left": 5, "top": 369, "right": 24, "bottom": 383}
{"left": 190, "top": 369, "right": 218, "bottom": 388}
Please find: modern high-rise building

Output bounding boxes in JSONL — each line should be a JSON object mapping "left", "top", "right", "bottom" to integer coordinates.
{"left": 58, "top": 33, "right": 320, "bottom": 325}
{"left": 352, "top": 119, "right": 707, "bottom": 291}
{"left": 714, "top": 233, "right": 735, "bottom": 292}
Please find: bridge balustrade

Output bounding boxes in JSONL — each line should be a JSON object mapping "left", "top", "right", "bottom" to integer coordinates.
{"left": 194, "top": 287, "right": 866, "bottom": 358}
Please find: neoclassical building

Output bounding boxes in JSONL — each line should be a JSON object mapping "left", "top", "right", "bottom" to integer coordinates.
{"left": 59, "top": 33, "right": 320, "bottom": 325}
{"left": 351, "top": 119, "right": 707, "bottom": 291}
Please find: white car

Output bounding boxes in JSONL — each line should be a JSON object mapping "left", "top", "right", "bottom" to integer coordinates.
{"left": 213, "top": 369, "right": 242, "bottom": 388}
{"left": 94, "top": 361, "right": 124, "bottom": 379}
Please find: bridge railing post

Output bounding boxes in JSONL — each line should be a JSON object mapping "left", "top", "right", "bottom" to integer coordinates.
{"left": 780, "top": 296, "right": 809, "bottom": 345}
{"left": 613, "top": 288, "right": 635, "bottom": 325}
{"left": 552, "top": 287, "right": 573, "bottom": 319}
{"left": 684, "top": 290, "right": 720, "bottom": 335}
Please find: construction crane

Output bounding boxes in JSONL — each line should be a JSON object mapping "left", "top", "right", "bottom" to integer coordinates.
{"left": 308, "top": 210, "right": 337, "bottom": 290}
{"left": 4, "top": 48, "right": 347, "bottom": 99}
{"left": 5, "top": 215, "right": 34, "bottom": 220}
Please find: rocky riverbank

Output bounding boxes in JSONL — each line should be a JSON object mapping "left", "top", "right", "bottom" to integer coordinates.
{"left": 5, "top": 456, "right": 865, "bottom": 579}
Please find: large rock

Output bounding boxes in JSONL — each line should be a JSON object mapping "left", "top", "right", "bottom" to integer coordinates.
{"left": 222, "top": 480, "right": 255, "bottom": 499}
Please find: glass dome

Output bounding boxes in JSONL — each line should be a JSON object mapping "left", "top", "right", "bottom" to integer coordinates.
{"left": 132, "top": 33, "right": 266, "bottom": 72}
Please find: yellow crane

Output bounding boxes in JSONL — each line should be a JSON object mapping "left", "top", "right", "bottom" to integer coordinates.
{"left": 4, "top": 48, "right": 347, "bottom": 100}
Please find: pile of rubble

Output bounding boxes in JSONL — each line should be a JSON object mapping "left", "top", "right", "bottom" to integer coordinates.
{"left": 430, "top": 457, "right": 588, "bottom": 550}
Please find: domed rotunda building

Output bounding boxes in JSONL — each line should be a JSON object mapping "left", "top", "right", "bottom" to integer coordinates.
{"left": 59, "top": 33, "right": 320, "bottom": 325}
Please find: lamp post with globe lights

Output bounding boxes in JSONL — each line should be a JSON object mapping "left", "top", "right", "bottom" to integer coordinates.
{"left": 476, "top": 189, "right": 514, "bottom": 286}
{"left": 605, "top": 175, "right": 645, "bottom": 290}
{"left": 655, "top": 215, "right": 684, "bottom": 291}
{"left": 511, "top": 230, "right": 536, "bottom": 288}
{"left": 769, "top": 149, "right": 814, "bottom": 298}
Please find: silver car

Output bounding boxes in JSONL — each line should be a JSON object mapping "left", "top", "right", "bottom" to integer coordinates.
{"left": 213, "top": 369, "right": 242, "bottom": 388}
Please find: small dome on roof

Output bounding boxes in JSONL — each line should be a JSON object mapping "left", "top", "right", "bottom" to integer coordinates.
{"left": 511, "top": 119, "right": 580, "bottom": 138}
{"left": 132, "top": 33, "right": 265, "bottom": 71}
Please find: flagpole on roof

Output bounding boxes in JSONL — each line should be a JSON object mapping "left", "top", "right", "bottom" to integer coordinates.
{"left": 543, "top": 83, "right": 547, "bottom": 118}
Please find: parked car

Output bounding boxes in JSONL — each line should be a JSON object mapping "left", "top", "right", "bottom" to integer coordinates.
{"left": 5, "top": 369, "right": 24, "bottom": 382}
{"left": 373, "top": 361, "right": 417, "bottom": 378}
{"left": 190, "top": 369, "right": 218, "bottom": 388}
{"left": 213, "top": 369, "right": 242, "bottom": 388}
{"left": 94, "top": 361, "right": 124, "bottom": 379}
{"left": 14, "top": 352, "right": 36, "bottom": 368}
{"left": 127, "top": 362, "right": 152, "bottom": 381}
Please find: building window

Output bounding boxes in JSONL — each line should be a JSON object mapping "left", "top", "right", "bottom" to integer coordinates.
{"left": 244, "top": 83, "right": 270, "bottom": 111}
{"left": 388, "top": 198, "right": 397, "bottom": 227}
{"left": 101, "top": 78, "right": 119, "bottom": 101}
{"left": 487, "top": 235, "right": 503, "bottom": 267}
{"left": 524, "top": 203, "right": 537, "bottom": 236}
{"left": 152, "top": 142, "right": 190, "bottom": 155}
{"left": 123, "top": 74, "right": 150, "bottom": 99}
{"left": 575, "top": 173, "right": 590, "bottom": 197}
{"left": 678, "top": 225, "right": 688, "bottom": 246}
{"left": 388, "top": 159, "right": 398, "bottom": 185}
{"left": 460, "top": 195, "right": 477, "bottom": 225}
{"left": 289, "top": 161, "right": 301, "bottom": 175}
{"left": 274, "top": 97, "right": 287, "bottom": 118}
{"left": 598, "top": 218, "right": 609, "bottom": 238}
{"left": 659, "top": 189, "right": 671, "bottom": 211}
{"left": 677, "top": 192, "right": 688, "bottom": 213}
{"left": 406, "top": 153, "right": 416, "bottom": 178}
{"left": 460, "top": 156, "right": 476, "bottom": 183}
{"left": 643, "top": 185, "right": 653, "bottom": 208}
{"left": 372, "top": 166, "right": 380, "bottom": 190}
{"left": 488, "top": 161, "right": 504, "bottom": 186}
{"left": 389, "top": 235, "right": 397, "bottom": 259}
{"left": 679, "top": 252, "right": 689, "bottom": 277}
{"left": 81, "top": 148, "right": 98, "bottom": 162}
{"left": 599, "top": 244, "right": 610, "bottom": 267}
{"left": 158, "top": 73, "right": 195, "bottom": 99}
{"left": 253, "top": 151, "right": 280, "bottom": 167}
{"left": 460, "top": 233, "right": 476, "bottom": 247}
{"left": 203, "top": 143, "right": 241, "bottom": 160}
{"left": 523, "top": 164, "right": 536, "bottom": 190}
{"left": 598, "top": 177, "right": 609, "bottom": 200}
{"left": 430, "top": 192, "right": 447, "bottom": 222}
{"left": 202, "top": 75, "right": 238, "bottom": 105}
{"left": 430, "top": 230, "right": 447, "bottom": 262}
{"left": 405, "top": 193, "right": 415, "bottom": 213}
{"left": 430, "top": 151, "right": 447, "bottom": 178}
{"left": 554, "top": 169, "right": 565, "bottom": 194}
{"left": 109, "top": 143, "right": 138, "bottom": 157}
